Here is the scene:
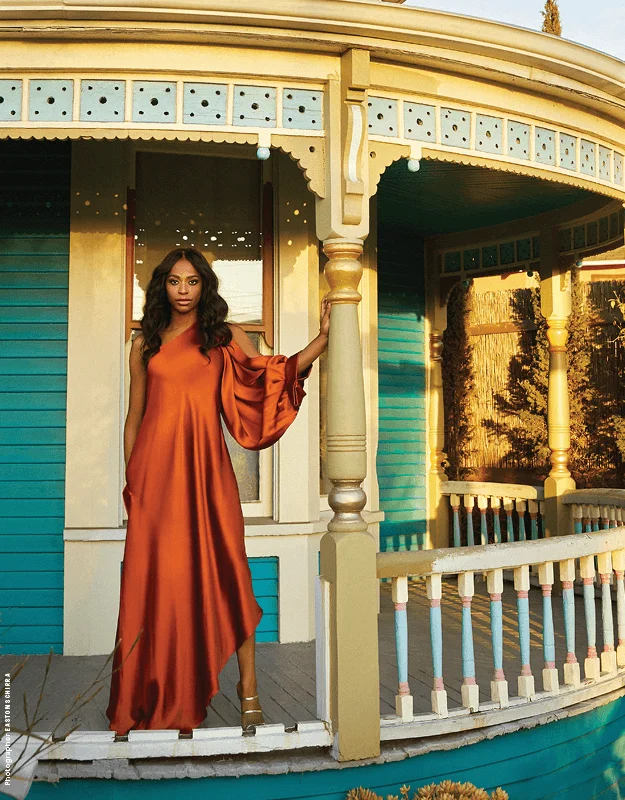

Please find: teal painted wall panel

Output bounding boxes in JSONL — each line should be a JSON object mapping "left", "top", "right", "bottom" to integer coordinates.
{"left": 376, "top": 227, "right": 427, "bottom": 553}
{"left": 25, "top": 693, "right": 625, "bottom": 799}
{"left": 251, "top": 556, "right": 279, "bottom": 642}
{"left": 0, "top": 140, "right": 70, "bottom": 656}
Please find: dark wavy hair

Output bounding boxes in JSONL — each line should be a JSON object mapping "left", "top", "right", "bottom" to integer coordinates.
{"left": 138, "top": 247, "right": 232, "bottom": 368}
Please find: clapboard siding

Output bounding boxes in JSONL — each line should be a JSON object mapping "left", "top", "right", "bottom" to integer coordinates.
{"left": 0, "top": 140, "right": 71, "bottom": 655}
{"left": 376, "top": 228, "right": 427, "bottom": 553}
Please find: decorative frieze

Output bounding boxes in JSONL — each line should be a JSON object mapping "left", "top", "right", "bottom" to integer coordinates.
{"left": 367, "top": 95, "right": 625, "bottom": 194}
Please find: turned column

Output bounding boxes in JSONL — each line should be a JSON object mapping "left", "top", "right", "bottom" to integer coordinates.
{"left": 319, "top": 238, "right": 380, "bottom": 761}
{"left": 540, "top": 232, "right": 575, "bottom": 537}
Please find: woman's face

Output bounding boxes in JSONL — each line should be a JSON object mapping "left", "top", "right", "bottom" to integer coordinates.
{"left": 165, "top": 257, "right": 202, "bottom": 315}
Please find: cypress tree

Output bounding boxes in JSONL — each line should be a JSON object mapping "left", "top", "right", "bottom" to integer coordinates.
{"left": 541, "top": 0, "right": 562, "bottom": 36}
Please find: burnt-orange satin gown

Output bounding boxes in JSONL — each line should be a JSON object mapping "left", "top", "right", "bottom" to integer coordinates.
{"left": 105, "top": 320, "right": 311, "bottom": 734}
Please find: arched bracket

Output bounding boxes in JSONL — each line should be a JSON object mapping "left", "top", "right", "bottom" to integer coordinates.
{"left": 272, "top": 134, "right": 326, "bottom": 198}
{"left": 368, "top": 141, "right": 421, "bottom": 198}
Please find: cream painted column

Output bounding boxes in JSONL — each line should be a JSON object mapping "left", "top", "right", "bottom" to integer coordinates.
{"left": 64, "top": 140, "right": 129, "bottom": 655}
{"left": 427, "top": 281, "right": 450, "bottom": 549}
{"left": 540, "top": 230, "right": 575, "bottom": 537}
{"left": 316, "top": 48, "right": 380, "bottom": 762}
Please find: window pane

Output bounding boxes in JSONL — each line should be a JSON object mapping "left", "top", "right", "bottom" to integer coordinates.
{"left": 133, "top": 152, "right": 263, "bottom": 324}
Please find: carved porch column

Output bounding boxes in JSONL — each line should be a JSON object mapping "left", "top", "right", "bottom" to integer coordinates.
{"left": 540, "top": 230, "right": 575, "bottom": 537}
{"left": 316, "top": 48, "right": 380, "bottom": 762}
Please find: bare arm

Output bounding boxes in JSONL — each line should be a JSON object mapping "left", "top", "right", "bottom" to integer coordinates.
{"left": 124, "top": 333, "right": 147, "bottom": 469}
{"left": 227, "top": 298, "right": 331, "bottom": 374}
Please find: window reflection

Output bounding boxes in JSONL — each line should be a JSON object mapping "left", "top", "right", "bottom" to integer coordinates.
{"left": 133, "top": 152, "right": 263, "bottom": 325}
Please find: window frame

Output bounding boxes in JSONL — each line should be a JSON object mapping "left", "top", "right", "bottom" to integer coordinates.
{"left": 123, "top": 143, "right": 275, "bottom": 519}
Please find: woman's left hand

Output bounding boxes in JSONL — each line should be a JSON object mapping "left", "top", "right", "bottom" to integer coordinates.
{"left": 320, "top": 296, "right": 331, "bottom": 339}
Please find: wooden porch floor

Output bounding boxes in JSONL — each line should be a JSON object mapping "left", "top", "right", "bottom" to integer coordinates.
{"left": 0, "top": 579, "right": 603, "bottom": 736}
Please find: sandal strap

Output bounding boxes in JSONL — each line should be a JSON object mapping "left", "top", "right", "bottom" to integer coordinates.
{"left": 239, "top": 693, "right": 260, "bottom": 702}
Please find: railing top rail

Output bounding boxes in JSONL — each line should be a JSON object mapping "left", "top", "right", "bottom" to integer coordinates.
{"left": 562, "top": 488, "right": 625, "bottom": 508}
{"left": 440, "top": 480, "right": 544, "bottom": 501}
{"left": 376, "top": 528, "right": 625, "bottom": 579}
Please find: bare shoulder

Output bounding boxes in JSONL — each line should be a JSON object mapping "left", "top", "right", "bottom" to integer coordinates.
{"left": 226, "top": 323, "right": 261, "bottom": 357}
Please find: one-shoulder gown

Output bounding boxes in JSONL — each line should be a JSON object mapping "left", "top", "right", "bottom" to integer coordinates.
{"left": 105, "top": 320, "right": 311, "bottom": 734}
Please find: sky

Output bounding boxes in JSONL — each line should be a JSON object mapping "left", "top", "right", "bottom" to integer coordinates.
{"left": 404, "top": 0, "right": 625, "bottom": 63}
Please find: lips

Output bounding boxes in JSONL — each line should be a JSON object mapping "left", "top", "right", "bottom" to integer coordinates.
{"left": 177, "top": 300, "right": 191, "bottom": 304}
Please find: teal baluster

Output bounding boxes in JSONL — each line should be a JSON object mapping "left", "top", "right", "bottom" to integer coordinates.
{"left": 458, "top": 572, "right": 479, "bottom": 711}
{"left": 560, "top": 558, "right": 581, "bottom": 687}
{"left": 492, "top": 497, "right": 502, "bottom": 544}
{"left": 487, "top": 568, "right": 508, "bottom": 707}
{"left": 516, "top": 499, "right": 527, "bottom": 541}
{"left": 427, "top": 574, "right": 448, "bottom": 716}
{"left": 451, "top": 494, "right": 461, "bottom": 548}
{"left": 514, "top": 565, "right": 535, "bottom": 699}
{"left": 539, "top": 562, "right": 558, "bottom": 693}
{"left": 465, "top": 495, "right": 475, "bottom": 547}
{"left": 581, "top": 555, "right": 600, "bottom": 680}
{"left": 392, "top": 576, "right": 413, "bottom": 720}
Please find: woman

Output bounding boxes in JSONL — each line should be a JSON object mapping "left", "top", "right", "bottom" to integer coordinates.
{"left": 105, "top": 247, "right": 330, "bottom": 735}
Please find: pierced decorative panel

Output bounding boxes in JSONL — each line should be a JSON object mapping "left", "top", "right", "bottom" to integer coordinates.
{"left": 559, "top": 134, "right": 577, "bottom": 171}
{"left": 367, "top": 97, "right": 398, "bottom": 137}
{"left": 475, "top": 114, "right": 502, "bottom": 155}
{"left": 282, "top": 89, "right": 322, "bottom": 130}
{"left": 233, "top": 86, "right": 277, "bottom": 127}
{"left": 499, "top": 241, "right": 515, "bottom": 264}
{"left": 404, "top": 103, "right": 436, "bottom": 141}
{"left": 29, "top": 80, "right": 73, "bottom": 122}
{"left": 573, "top": 225, "right": 585, "bottom": 249}
{"left": 481, "top": 245, "right": 498, "bottom": 268}
{"left": 516, "top": 238, "right": 531, "bottom": 261}
{"left": 610, "top": 212, "right": 619, "bottom": 239}
{"left": 586, "top": 221, "right": 598, "bottom": 246}
{"left": 183, "top": 83, "right": 227, "bottom": 124}
{"left": 615, "top": 153, "right": 624, "bottom": 187}
{"left": 598, "top": 146, "right": 612, "bottom": 181}
{"left": 80, "top": 80, "right": 125, "bottom": 122}
{"left": 132, "top": 82, "right": 176, "bottom": 123}
{"left": 579, "top": 139, "right": 596, "bottom": 176}
{"left": 508, "top": 121, "right": 530, "bottom": 160}
{"left": 440, "top": 108, "right": 470, "bottom": 148}
{"left": 599, "top": 216, "right": 609, "bottom": 242}
{"left": 532, "top": 236, "right": 540, "bottom": 258}
{"left": 559, "top": 228, "right": 572, "bottom": 252}
{"left": 0, "top": 80, "right": 22, "bottom": 121}
{"left": 443, "top": 251, "right": 461, "bottom": 273}
{"left": 463, "top": 248, "right": 480, "bottom": 270}
{"left": 535, "top": 127, "right": 555, "bottom": 165}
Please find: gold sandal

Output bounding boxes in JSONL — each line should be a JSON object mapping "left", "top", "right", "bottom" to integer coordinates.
{"left": 236, "top": 681, "right": 265, "bottom": 730}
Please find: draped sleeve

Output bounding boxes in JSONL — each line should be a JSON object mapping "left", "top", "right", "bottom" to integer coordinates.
{"left": 219, "top": 339, "right": 313, "bottom": 451}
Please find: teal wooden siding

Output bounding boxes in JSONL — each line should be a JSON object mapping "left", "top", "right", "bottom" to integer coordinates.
{"left": 26, "top": 691, "right": 625, "bottom": 798}
{"left": 376, "top": 230, "right": 427, "bottom": 553}
{"left": 249, "top": 556, "right": 279, "bottom": 643}
{"left": 0, "top": 140, "right": 71, "bottom": 655}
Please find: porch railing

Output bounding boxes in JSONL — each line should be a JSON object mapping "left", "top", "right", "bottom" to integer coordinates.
{"left": 374, "top": 528, "right": 625, "bottom": 740}
{"left": 440, "top": 480, "right": 545, "bottom": 547}
{"left": 562, "top": 488, "right": 625, "bottom": 534}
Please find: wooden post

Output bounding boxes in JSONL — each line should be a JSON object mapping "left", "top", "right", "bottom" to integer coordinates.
{"left": 540, "top": 230, "right": 575, "bottom": 537}
{"left": 319, "top": 239, "right": 380, "bottom": 762}
{"left": 428, "top": 284, "right": 449, "bottom": 548}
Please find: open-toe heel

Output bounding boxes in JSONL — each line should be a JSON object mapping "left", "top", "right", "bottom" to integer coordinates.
{"left": 236, "top": 681, "right": 265, "bottom": 731}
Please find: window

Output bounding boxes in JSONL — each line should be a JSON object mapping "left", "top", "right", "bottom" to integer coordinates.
{"left": 126, "top": 149, "right": 274, "bottom": 513}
